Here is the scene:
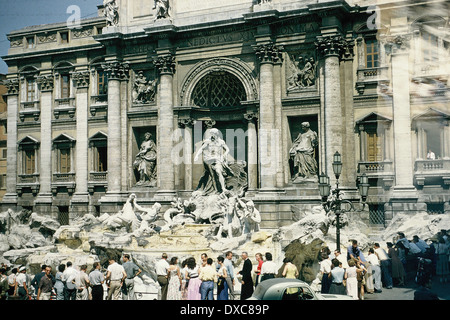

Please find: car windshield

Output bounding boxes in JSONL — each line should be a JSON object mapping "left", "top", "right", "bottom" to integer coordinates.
{"left": 282, "top": 286, "right": 315, "bottom": 300}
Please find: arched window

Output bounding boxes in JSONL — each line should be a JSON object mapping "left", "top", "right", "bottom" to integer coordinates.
{"left": 190, "top": 71, "right": 246, "bottom": 108}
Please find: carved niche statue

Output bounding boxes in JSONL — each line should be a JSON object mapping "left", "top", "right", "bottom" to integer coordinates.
{"left": 154, "top": 0, "right": 170, "bottom": 20}
{"left": 132, "top": 71, "right": 157, "bottom": 104}
{"left": 133, "top": 132, "right": 157, "bottom": 187}
{"left": 103, "top": 0, "right": 119, "bottom": 26}
{"left": 289, "top": 122, "right": 319, "bottom": 181}
{"left": 287, "top": 55, "right": 318, "bottom": 90}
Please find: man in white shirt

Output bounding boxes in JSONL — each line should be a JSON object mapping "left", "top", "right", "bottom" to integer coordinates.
{"left": 374, "top": 243, "right": 393, "bottom": 289}
{"left": 260, "top": 252, "right": 278, "bottom": 282}
{"left": 333, "top": 250, "right": 349, "bottom": 269}
{"left": 106, "top": 257, "right": 126, "bottom": 300}
{"left": 155, "top": 253, "right": 169, "bottom": 300}
{"left": 15, "top": 266, "right": 29, "bottom": 300}
{"left": 62, "top": 261, "right": 80, "bottom": 300}
{"left": 366, "top": 248, "right": 382, "bottom": 292}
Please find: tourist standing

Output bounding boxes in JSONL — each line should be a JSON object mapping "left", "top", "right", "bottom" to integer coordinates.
{"left": 199, "top": 258, "right": 216, "bottom": 300}
{"left": 54, "top": 264, "right": 66, "bottom": 300}
{"left": 328, "top": 259, "right": 346, "bottom": 295}
{"left": 224, "top": 251, "right": 235, "bottom": 300}
{"left": 77, "top": 265, "right": 90, "bottom": 300}
{"left": 15, "top": 266, "right": 30, "bottom": 300}
{"left": 435, "top": 237, "right": 449, "bottom": 283}
{"left": 366, "top": 248, "right": 382, "bottom": 293}
{"left": 345, "top": 259, "right": 358, "bottom": 300}
{"left": 374, "top": 243, "right": 393, "bottom": 289}
{"left": 62, "top": 261, "right": 79, "bottom": 300}
{"left": 89, "top": 262, "right": 105, "bottom": 300}
{"left": 37, "top": 266, "right": 53, "bottom": 300}
{"left": 238, "top": 252, "right": 253, "bottom": 300}
{"left": 319, "top": 253, "right": 332, "bottom": 294}
{"left": 260, "top": 252, "right": 277, "bottom": 282}
{"left": 180, "top": 260, "right": 188, "bottom": 300}
{"left": 387, "top": 242, "right": 405, "bottom": 286}
{"left": 31, "top": 265, "right": 47, "bottom": 296}
{"left": 156, "top": 253, "right": 170, "bottom": 300}
{"left": 106, "top": 256, "right": 126, "bottom": 300}
{"left": 254, "top": 253, "right": 263, "bottom": 287}
{"left": 122, "top": 254, "right": 142, "bottom": 300}
{"left": 167, "top": 257, "right": 182, "bottom": 300}
{"left": 217, "top": 256, "right": 229, "bottom": 300}
{"left": 0, "top": 268, "right": 8, "bottom": 300}
{"left": 186, "top": 257, "right": 201, "bottom": 300}
{"left": 282, "top": 258, "right": 299, "bottom": 283}
{"left": 7, "top": 267, "right": 17, "bottom": 299}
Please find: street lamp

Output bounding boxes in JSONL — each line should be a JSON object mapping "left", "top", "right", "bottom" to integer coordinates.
{"left": 318, "top": 151, "right": 369, "bottom": 250}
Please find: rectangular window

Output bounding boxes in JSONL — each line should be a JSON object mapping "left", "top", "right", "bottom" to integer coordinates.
{"left": 1, "top": 148, "right": 7, "bottom": 159}
{"left": 0, "top": 174, "right": 6, "bottom": 189}
{"left": 367, "top": 132, "right": 382, "bottom": 162}
{"left": 95, "top": 146, "right": 108, "bottom": 172}
{"left": 27, "top": 79, "right": 35, "bottom": 102}
{"left": 365, "top": 39, "right": 379, "bottom": 68}
{"left": 97, "top": 71, "right": 108, "bottom": 95}
{"left": 60, "top": 32, "right": 69, "bottom": 44}
{"left": 27, "top": 37, "right": 35, "bottom": 49}
{"left": 423, "top": 33, "right": 439, "bottom": 62}
{"left": 24, "top": 149, "right": 35, "bottom": 175}
{"left": 61, "top": 74, "right": 70, "bottom": 98}
{"left": 59, "top": 148, "right": 71, "bottom": 173}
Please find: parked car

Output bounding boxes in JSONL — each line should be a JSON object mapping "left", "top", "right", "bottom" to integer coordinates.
{"left": 247, "top": 278, "right": 354, "bottom": 300}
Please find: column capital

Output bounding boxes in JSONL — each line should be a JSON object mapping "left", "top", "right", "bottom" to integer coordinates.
{"left": 244, "top": 112, "right": 259, "bottom": 123}
{"left": 72, "top": 71, "right": 90, "bottom": 88}
{"left": 315, "top": 35, "right": 354, "bottom": 60}
{"left": 101, "top": 61, "right": 130, "bottom": 80}
{"left": 254, "top": 43, "right": 284, "bottom": 64}
{"left": 4, "top": 78, "right": 20, "bottom": 95}
{"left": 36, "top": 75, "right": 54, "bottom": 92}
{"left": 178, "top": 117, "right": 196, "bottom": 128}
{"left": 154, "top": 54, "right": 176, "bottom": 75}
{"left": 384, "top": 34, "right": 411, "bottom": 55}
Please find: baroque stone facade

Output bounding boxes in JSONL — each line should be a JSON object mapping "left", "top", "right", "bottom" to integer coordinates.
{"left": 1, "top": 0, "right": 450, "bottom": 228}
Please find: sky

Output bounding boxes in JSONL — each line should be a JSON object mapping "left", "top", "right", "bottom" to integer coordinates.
{"left": 0, "top": 0, "right": 101, "bottom": 74}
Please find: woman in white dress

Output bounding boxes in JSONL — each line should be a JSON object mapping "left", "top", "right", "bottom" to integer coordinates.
{"left": 345, "top": 259, "right": 358, "bottom": 300}
{"left": 167, "top": 257, "right": 182, "bottom": 300}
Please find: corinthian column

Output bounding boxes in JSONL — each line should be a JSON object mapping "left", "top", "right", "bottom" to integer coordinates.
{"left": 387, "top": 35, "right": 417, "bottom": 194}
{"left": 178, "top": 118, "right": 196, "bottom": 190}
{"left": 244, "top": 112, "right": 259, "bottom": 190}
{"left": 154, "top": 54, "right": 176, "bottom": 193}
{"left": 254, "top": 43, "right": 283, "bottom": 189}
{"left": 35, "top": 75, "right": 54, "bottom": 212}
{"left": 3, "top": 78, "right": 20, "bottom": 208}
{"left": 71, "top": 71, "right": 90, "bottom": 212}
{"left": 102, "top": 61, "right": 129, "bottom": 194}
{"left": 316, "top": 35, "right": 348, "bottom": 186}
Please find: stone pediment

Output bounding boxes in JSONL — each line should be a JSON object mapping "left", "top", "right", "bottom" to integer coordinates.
{"left": 356, "top": 112, "right": 392, "bottom": 125}
{"left": 412, "top": 108, "right": 450, "bottom": 122}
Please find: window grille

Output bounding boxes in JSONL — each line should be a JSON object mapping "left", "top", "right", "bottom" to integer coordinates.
{"left": 191, "top": 72, "right": 246, "bottom": 108}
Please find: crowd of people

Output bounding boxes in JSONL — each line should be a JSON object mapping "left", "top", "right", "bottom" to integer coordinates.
{"left": 318, "top": 230, "right": 449, "bottom": 300}
{"left": 0, "top": 229, "right": 448, "bottom": 301}
{"left": 0, "top": 254, "right": 142, "bottom": 301}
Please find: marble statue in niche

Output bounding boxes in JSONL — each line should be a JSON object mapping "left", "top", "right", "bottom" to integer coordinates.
{"left": 132, "top": 71, "right": 157, "bottom": 104}
{"left": 194, "top": 128, "right": 233, "bottom": 195}
{"left": 133, "top": 132, "right": 157, "bottom": 187}
{"left": 289, "top": 122, "right": 318, "bottom": 181}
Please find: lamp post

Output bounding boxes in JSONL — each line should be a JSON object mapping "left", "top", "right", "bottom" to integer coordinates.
{"left": 318, "top": 151, "right": 369, "bottom": 250}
